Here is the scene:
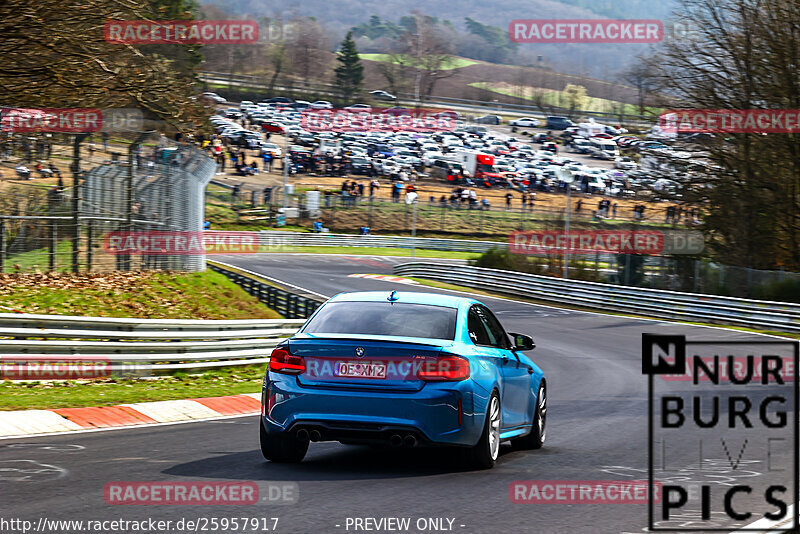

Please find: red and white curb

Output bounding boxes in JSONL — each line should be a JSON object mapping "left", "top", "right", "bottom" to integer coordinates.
{"left": 347, "top": 273, "right": 419, "bottom": 284}
{"left": 0, "top": 393, "right": 261, "bottom": 437}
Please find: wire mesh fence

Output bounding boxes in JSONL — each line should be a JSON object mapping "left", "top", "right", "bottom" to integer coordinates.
{"left": 0, "top": 130, "right": 216, "bottom": 273}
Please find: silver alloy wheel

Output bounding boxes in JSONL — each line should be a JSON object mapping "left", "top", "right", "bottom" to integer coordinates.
{"left": 537, "top": 385, "right": 547, "bottom": 443}
{"left": 488, "top": 395, "right": 501, "bottom": 461}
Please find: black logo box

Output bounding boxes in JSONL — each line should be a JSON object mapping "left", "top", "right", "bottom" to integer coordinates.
{"left": 643, "top": 334, "right": 800, "bottom": 532}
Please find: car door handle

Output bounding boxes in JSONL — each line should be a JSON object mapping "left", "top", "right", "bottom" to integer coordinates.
{"left": 526, "top": 366, "right": 534, "bottom": 374}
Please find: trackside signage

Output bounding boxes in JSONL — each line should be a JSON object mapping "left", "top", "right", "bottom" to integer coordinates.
{"left": 509, "top": 20, "right": 663, "bottom": 43}
{"left": 103, "top": 231, "right": 258, "bottom": 255}
{"left": 509, "top": 480, "right": 661, "bottom": 503}
{"left": 659, "top": 109, "right": 800, "bottom": 134}
{"left": 300, "top": 108, "right": 456, "bottom": 133}
{"left": 509, "top": 230, "right": 704, "bottom": 255}
{"left": 104, "top": 20, "right": 258, "bottom": 44}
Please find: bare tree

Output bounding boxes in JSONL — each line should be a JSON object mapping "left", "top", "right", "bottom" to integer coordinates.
{"left": 397, "top": 13, "right": 456, "bottom": 103}
{"left": 620, "top": 61, "right": 658, "bottom": 117}
{"left": 643, "top": 0, "right": 800, "bottom": 271}
{"left": 0, "top": 0, "right": 207, "bottom": 128}
{"left": 287, "top": 17, "right": 330, "bottom": 84}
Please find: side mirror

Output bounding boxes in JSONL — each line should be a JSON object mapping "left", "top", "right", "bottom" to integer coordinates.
{"left": 509, "top": 332, "right": 535, "bottom": 351}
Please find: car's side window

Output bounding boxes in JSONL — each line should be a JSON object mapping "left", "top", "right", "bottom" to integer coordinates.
{"left": 467, "top": 306, "right": 493, "bottom": 346}
{"left": 479, "top": 306, "right": 511, "bottom": 349}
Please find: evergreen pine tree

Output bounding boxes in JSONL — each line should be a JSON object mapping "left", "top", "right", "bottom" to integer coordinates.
{"left": 334, "top": 32, "right": 364, "bottom": 101}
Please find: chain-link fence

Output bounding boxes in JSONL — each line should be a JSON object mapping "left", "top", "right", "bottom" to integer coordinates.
{"left": 0, "top": 130, "right": 216, "bottom": 273}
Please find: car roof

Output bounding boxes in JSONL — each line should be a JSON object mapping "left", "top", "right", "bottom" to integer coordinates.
{"left": 327, "top": 291, "right": 477, "bottom": 309}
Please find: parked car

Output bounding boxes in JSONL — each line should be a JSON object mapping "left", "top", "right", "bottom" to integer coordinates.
{"left": 532, "top": 132, "right": 555, "bottom": 143}
{"left": 310, "top": 101, "right": 333, "bottom": 110}
{"left": 370, "top": 90, "right": 397, "bottom": 101}
{"left": 200, "top": 92, "right": 226, "bottom": 104}
{"left": 545, "top": 116, "right": 574, "bottom": 130}
{"left": 509, "top": 117, "right": 540, "bottom": 128}
{"left": 474, "top": 114, "right": 501, "bottom": 125}
{"left": 265, "top": 96, "right": 293, "bottom": 104}
{"left": 614, "top": 156, "right": 638, "bottom": 170}
{"left": 344, "top": 104, "right": 372, "bottom": 112}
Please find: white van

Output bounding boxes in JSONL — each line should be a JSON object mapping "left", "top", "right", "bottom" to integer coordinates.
{"left": 590, "top": 139, "right": 620, "bottom": 160}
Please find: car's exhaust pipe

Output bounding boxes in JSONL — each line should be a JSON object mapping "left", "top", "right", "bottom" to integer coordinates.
{"left": 309, "top": 429, "right": 322, "bottom": 442}
{"left": 296, "top": 428, "right": 309, "bottom": 441}
{"left": 403, "top": 434, "right": 417, "bottom": 447}
{"left": 389, "top": 434, "right": 403, "bottom": 447}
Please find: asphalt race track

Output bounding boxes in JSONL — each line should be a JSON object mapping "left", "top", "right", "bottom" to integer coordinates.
{"left": 2, "top": 253, "right": 795, "bottom": 534}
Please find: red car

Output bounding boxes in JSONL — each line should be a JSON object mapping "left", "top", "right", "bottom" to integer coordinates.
{"left": 262, "top": 122, "right": 285, "bottom": 134}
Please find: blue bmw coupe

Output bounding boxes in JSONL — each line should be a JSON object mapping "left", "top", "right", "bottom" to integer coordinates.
{"left": 260, "top": 291, "right": 546, "bottom": 468}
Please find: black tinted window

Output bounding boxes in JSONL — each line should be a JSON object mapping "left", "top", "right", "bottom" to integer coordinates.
{"left": 479, "top": 306, "right": 511, "bottom": 349}
{"left": 301, "top": 302, "right": 457, "bottom": 340}
{"left": 467, "top": 306, "right": 492, "bottom": 345}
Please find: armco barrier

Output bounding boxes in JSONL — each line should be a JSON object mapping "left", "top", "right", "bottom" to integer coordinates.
{"left": 392, "top": 262, "right": 800, "bottom": 333}
{"left": 0, "top": 265, "right": 323, "bottom": 373}
{"left": 208, "top": 261, "right": 324, "bottom": 319}
{"left": 258, "top": 230, "right": 506, "bottom": 253}
{"left": 0, "top": 314, "right": 306, "bottom": 371}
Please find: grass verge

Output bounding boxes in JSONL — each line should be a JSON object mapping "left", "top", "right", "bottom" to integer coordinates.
{"left": 0, "top": 270, "right": 279, "bottom": 410}
{"left": 0, "top": 270, "right": 281, "bottom": 319}
{"left": 0, "top": 366, "right": 264, "bottom": 410}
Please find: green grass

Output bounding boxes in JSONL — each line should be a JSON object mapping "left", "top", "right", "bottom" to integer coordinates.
{"left": 5, "top": 240, "right": 79, "bottom": 272}
{"left": 0, "top": 366, "right": 264, "bottom": 410}
{"left": 359, "top": 53, "right": 478, "bottom": 71}
{"left": 0, "top": 270, "right": 281, "bottom": 319}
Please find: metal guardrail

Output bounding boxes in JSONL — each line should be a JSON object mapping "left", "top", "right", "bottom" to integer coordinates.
{"left": 257, "top": 230, "right": 506, "bottom": 253}
{"left": 392, "top": 262, "right": 800, "bottom": 333}
{"left": 0, "top": 314, "right": 306, "bottom": 371}
{"left": 208, "top": 262, "right": 324, "bottom": 319}
{"left": 0, "top": 266, "right": 326, "bottom": 373}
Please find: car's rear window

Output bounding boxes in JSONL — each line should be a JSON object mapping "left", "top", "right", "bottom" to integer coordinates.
{"left": 301, "top": 302, "right": 457, "bottom": 340}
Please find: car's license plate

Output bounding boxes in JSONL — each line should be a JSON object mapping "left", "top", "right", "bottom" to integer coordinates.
{"left": 334, "top": 361, "right": 387, "bottom": 379}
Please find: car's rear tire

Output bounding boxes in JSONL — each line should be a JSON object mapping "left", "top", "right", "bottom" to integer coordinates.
{"left": 465, "top": 391, "right": 501, "bottom": 469}
{"left": 260, "top": 421, "right": 308, "bottom": 463}
{"left": 512, "top": 381, "right": 546, "bottom": 450}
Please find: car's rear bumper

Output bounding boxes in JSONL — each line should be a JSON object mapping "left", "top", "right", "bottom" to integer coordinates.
{"left": 261, "top": 375, "right": 488, "bottom": 447}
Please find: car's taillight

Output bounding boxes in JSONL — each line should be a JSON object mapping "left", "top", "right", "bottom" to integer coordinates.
{"left": 417, "top": 354, "right": 470, "bottom": 382}
{"left": 269, "top": 348, "right": 305, "bottom": 374}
